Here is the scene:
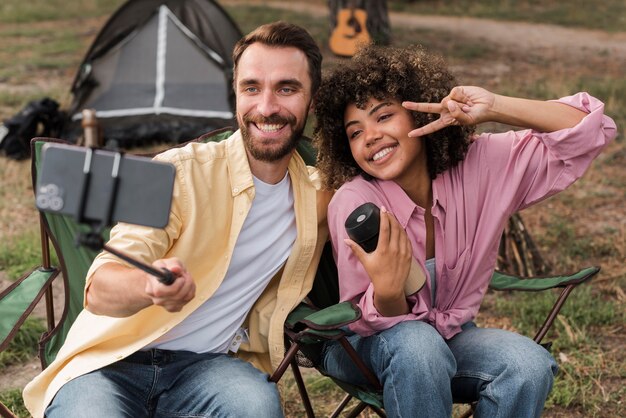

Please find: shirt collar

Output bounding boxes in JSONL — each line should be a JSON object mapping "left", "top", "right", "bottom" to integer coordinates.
{"left": 226, "top": 130, "right": 254, "bottom": 197}
{"left": 372, "top": 178, "right": 422, "bottom": 228}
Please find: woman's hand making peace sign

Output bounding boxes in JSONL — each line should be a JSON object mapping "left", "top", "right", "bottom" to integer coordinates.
{"left": 402, "top": 86, "right": 496, "bottom": 138}
{"left": 403, "top": 85, "right": 587, "bottom": 137}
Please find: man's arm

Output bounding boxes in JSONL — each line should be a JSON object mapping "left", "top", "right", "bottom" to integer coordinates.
{"left": 85, "top": 258, "right": 196, "bottom": 317}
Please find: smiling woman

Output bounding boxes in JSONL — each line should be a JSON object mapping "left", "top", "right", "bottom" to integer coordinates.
{"left": 343, "top": 99, "right": 427, "bottom": 194}
{"left": 314, "top": 44, "right": 473, "bottom": 191}
{"left": 312, "top": 43, "right": 616, "bottom": 418}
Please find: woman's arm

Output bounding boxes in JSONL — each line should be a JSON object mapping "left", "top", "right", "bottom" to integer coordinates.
{"left": 403, "top": 86, "right": 587, "bottom": 137}
{"left": 485, "top": 93, "right": 586, "bottom": 132}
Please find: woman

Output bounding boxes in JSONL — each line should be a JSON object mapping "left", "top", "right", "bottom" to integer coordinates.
{"left": 313, "top": 45, "right": 616, "bottom": 417}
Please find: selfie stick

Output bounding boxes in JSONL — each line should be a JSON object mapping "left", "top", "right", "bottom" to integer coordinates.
{"left": 74, "top": 148, "right": 175, "bottom": 285}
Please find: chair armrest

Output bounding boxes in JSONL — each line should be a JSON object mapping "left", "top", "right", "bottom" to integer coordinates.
{"left": 0, "top": 266, "right": 60, "bottom": 352}
{"left": 285, "top": 301, "right": 361, "bottom": 344}
{"left": 489, "top": 266, "right": 600, "bottom": 291}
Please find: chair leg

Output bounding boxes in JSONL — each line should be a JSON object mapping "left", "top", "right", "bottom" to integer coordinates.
{"left": 0, "top": 402, "right": 17, "bottom": 418}
{"left": 345, "top": 401, "right": 369, "bottom": 418}
{"left": 290, "top": 357, "right": 315, "bottom": 418}
{"left": 344, "top": 400, "right": 386, "bottom": 418}
{"left": 369, "top": 404, "right": 387, "bottom": 417}
{"left": 269, "top": 341, "right": 300, "bottom": 383}
{"left": 270, "top": 341, "right": 317, "bottom": 417}
{"left": 533, "top": 284, "right": 576, "bottom": 344}
{"left": 329, "top": 393, "right": 352, "bottom": 418}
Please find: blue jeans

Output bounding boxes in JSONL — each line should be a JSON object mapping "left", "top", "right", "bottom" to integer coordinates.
{"left": 45, "top": 349, "right": 284, "bottom": 418}
{"left": 321, "top": 321, "right": 558, "bottom": 418}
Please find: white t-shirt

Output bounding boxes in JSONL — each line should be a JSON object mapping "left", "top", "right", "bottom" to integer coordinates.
{"left": 144, "top": 173, "right": 296, "bottom": 353}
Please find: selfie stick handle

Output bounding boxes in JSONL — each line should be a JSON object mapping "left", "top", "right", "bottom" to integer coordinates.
{"left": 102, "top": 243, "right": 176, "bottom": 285}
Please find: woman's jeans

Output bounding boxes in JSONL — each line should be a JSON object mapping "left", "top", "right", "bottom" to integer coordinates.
{"left": 321, "top": 321, "right": 558, "bottom": 418}
{"left": 45, "top": 349, "right": 284, "bottom": 418}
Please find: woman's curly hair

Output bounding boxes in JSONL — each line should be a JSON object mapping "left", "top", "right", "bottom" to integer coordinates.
{"left": 313, "top": 44, "right": 474, "bottom": 190}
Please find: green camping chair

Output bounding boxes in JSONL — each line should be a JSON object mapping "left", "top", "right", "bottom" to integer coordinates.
{"left": 0, "top": 130, "right": 317, "bottom": 417}
{"left": 269, "top": 243, "right": 600, "bottom": 418}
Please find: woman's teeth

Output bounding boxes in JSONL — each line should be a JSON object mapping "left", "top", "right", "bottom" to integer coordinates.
{"left": 372, "top": 146, "right": 395, "bottom": 161}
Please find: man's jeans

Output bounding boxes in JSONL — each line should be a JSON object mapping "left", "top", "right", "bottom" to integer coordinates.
{"left": 321, "top": 321, "right": 558, "bottom": 418}
{"left": 45, "top": 349, "right": 284, "bottom": 418}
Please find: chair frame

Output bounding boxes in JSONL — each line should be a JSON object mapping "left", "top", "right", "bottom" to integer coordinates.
{"left": 268, "top": 262, "right": 600, "bottom": 418}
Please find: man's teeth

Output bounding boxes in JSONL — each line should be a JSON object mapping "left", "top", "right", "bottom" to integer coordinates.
{"left": 257, "top": 123, "right": 283, "bottom": 132}
{"left": 372, "top": 146, "right": 395, "bottom": 161}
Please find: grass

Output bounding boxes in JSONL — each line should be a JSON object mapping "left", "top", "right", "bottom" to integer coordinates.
{"left": 482, "top": 284, "right": 624, "bottom": 413}
{"left": 390, "top": 0, "right": 626, "bottom": 32}
{"left": 226, "top": 5, "right": 330, "bottom": 45}
{"left": 0, "top": 0, "right": 124, "bottom": 23}
{"left": 0, "top": 1, "right": 624, "bottom": 417}
{"left": 574, "top": 76, "right": 626, "bottom": 134}
{"left": 0, "top": 231, "right": 46, "bottom": 280}
{"left": 0, "top": 26, "right": 88, "bottom": 85}
{"left": 0, "top": 390, "right": 29, "bottom": 418}
{"left": 0, "top": 319, "right": 45, "bottom": 415}
{"left": 0, "top": 318, "right": 45, "bottom": 371}
{"left": 493, "top": 286, "right": 619, "bottom": 342}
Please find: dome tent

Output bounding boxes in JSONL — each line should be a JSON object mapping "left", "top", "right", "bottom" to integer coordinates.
{"left": 63, "top": 0, "right": 242, "bottom": 147}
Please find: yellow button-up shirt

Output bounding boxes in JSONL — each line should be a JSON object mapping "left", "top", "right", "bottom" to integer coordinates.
{"left": 23, "top": 130, "right": 332, "bottom": 418}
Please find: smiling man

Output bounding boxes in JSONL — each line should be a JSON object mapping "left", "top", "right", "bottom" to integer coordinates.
{"left": 235, "top": 39, "right": 314, "bottom": 182}
{"left": 23, "top": 22, "right": 332, "bottom": 418}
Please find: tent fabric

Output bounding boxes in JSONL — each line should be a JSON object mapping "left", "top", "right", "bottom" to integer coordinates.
{"left": 63, "top": 0, "right": 242, "bottom": 147}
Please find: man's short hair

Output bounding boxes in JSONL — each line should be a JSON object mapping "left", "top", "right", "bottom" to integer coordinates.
{"left": 232, "top": 21, "right": 322, "bottom": 95}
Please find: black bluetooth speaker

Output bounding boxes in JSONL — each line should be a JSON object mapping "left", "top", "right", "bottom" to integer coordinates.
{"left": 345, "top": 202, "right": 380, "bottom": 252}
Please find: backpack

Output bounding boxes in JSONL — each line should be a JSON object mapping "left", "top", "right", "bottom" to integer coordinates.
{"left": 0, "top": 98, "right": 65, "bottom": 160}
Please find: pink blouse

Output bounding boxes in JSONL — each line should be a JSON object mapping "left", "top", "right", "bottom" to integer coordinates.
{"left": 327, "top": 93, "right": 617, "bottom": 339}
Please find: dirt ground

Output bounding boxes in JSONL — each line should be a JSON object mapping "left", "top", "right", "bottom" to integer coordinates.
{"left": 1, "top": 1, "right": 624, "bottom": 415}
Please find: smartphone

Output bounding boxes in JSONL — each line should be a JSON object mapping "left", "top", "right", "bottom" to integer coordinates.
{"left": 35, "top": 143, "right": 176, "bottom": 229}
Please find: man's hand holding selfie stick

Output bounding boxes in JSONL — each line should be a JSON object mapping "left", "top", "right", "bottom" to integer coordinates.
{"left": 143, "top": 258, "right": 196, "bottom": 313}
{"left": 35, "top": 143, "right": 195, "bottom": 316}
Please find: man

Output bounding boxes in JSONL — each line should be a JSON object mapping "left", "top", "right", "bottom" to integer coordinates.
{"left": 23, "top": 21, "right": 331, "bottom": 418}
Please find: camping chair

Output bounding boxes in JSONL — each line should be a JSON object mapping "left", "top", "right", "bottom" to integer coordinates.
{"left": 0, "top": 130, "right": 317, "bottom": 417}
{"left": 269, "top": 241, "right": 600, "bottom": 417}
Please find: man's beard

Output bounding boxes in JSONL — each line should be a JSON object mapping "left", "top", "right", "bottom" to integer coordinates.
{"left": 239, "top": 114, "right": 304, "bottom": 162}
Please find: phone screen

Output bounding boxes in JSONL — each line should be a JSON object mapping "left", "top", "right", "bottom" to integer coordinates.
{"left": 36, "top": 143, "right": 176, "bottom": 229}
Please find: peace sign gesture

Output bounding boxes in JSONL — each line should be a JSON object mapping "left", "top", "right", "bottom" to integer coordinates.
{"left": 402, "top": 86, "right": 496, "bottom": 138}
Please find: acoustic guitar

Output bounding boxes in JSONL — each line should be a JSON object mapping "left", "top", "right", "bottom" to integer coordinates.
{"left": 329, "top": 3, "right": 372, "bottom": 57}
